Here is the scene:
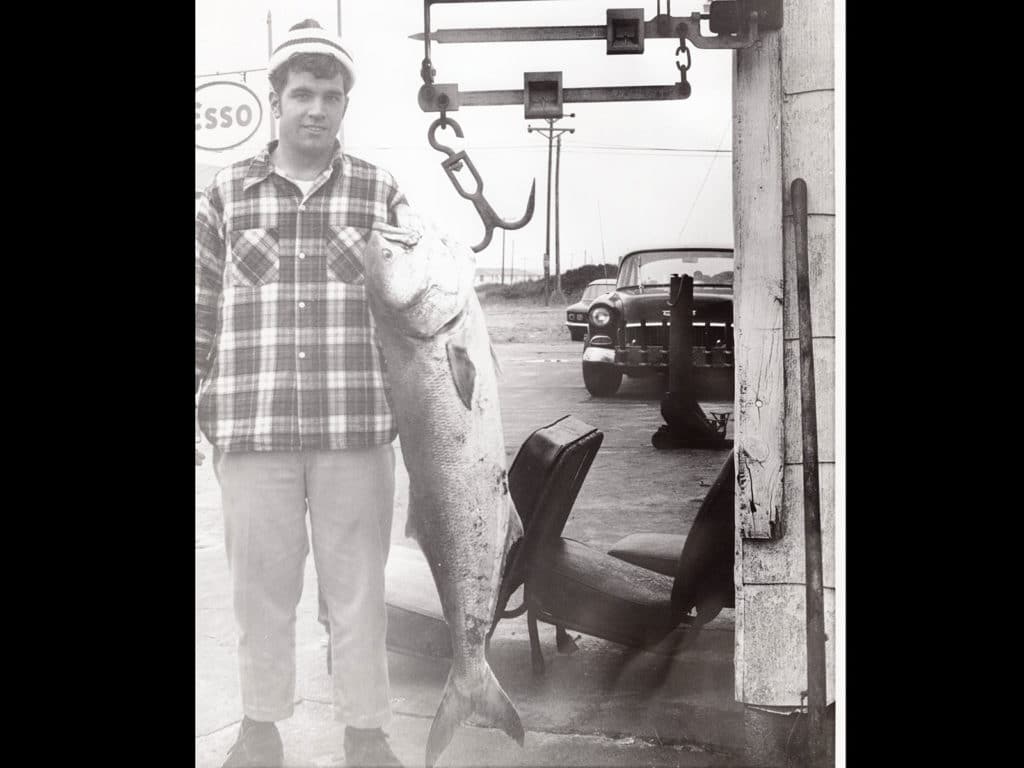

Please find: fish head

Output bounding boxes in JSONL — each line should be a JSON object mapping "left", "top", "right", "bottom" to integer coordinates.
{"left": 364, "top": 221, "right": 476, "bottom": 338}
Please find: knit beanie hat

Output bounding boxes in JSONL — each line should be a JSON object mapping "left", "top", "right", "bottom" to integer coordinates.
{"left": 268, "top": 20, "right": 356, "bottom": 93}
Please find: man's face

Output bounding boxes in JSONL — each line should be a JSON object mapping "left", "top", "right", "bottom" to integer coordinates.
{"left": 270, "top": 69, "right": 348, "bottom": 157}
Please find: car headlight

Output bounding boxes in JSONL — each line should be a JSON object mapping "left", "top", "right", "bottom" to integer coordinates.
{"left": 590, "top": 306, "right": 611, "bottom": 326}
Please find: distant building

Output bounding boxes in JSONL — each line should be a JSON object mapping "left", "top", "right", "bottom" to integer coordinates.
{"left": 473, "top": 266, "right": 542, "bottom": 286}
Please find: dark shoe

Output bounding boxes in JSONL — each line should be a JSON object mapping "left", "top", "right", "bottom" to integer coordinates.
{"left": 221, "top": 717, "right": 284, "bottom": 768}
{"left": 343, "top": 727, "right": 404, "bottom": 767}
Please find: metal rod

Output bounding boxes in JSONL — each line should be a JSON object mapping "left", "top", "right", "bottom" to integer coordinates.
{"left": 414, "top": 25, "right": 605, "bottom": 43}
{"left": 428, "top": 83, "right": 690, "bottom": 110}
{"left": 667, "top": 274, "right": 694, "bottom": 393}
{"left": 411, "top": 12, "right": 764, "bottom": 50}
{"left": 428, "top": 0, "right": 574, "bottom": 4}
{"left": 337, "top": 0, "right": 342, "bottom": 35}
{"left": 793, "top": 177, "right": 827, "bottom": 767}
{"left": 411, "top": 14, "right": 714, "bottom": 44}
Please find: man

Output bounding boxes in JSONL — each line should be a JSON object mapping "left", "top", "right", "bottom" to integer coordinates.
{"left": 196, "top": 18, "right": 414, "bottom": 768}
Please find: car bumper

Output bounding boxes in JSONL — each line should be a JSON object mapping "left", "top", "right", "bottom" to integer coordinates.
{"left": 583, "top": 346, "right": 615, "bottom": 364}
{"left": 584, "top": 345, "right": 733, "bottom": 370}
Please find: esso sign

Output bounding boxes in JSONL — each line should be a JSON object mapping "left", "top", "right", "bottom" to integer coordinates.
{"left": 195, "top": 81, "right": 264, "bottom": 151}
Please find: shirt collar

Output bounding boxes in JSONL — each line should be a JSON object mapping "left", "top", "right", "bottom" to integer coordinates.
{"left": 242, "top": 140, "right": 346, "bottom": 192}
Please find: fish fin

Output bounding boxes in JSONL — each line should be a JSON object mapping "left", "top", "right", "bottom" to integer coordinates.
{"left": 425, "top": 667, "right": 524, "bottom": 767}
{"left": 508, "top": 504, "right": 524, "bottom": 546}
{"left": 404, "top": 491, "right": 421, "bottom": 543}
{"left": 490, "top": 343, "right": 503, "bottom": 378}
{"left": 446, "top": 338, "right": 476, "bottom": 411}
{"left": 404, "top": 507, "right": 419, "bottom": 543}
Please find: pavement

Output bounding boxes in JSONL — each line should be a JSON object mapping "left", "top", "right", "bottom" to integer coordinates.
{"left": 197, "top": 341, "right": 754, "bottom": 768}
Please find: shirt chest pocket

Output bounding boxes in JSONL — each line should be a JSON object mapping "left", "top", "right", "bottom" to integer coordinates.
{"left": 228, "top": 228, "right": 280, "bottom": 287}
{"left": 324, "top": 225, "right": 369, "bottom": 285}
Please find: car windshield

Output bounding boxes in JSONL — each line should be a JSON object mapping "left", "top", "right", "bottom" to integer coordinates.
{"left": 617, "top": 250, "right": 734, "bottom": 289}
{"left": 582, "top": 282, "right": 613, "bottom": 301}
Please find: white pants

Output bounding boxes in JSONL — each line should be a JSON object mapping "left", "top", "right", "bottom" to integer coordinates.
{"left": 214, "top": 446, "right": 395, "bottom": 727}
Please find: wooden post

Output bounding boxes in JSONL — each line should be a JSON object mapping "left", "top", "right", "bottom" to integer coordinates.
{"left": 733, "top": 32, "right": 785, "bottom": 541}
{"left": 734, "top": 4, "right": 837, "bottom": 755}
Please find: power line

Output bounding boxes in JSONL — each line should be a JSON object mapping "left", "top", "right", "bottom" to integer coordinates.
{"left": 195, "top": 67, "right": 267, "bottom": 79}
{"left": 676, "top": 120, "right": 730, "bottom": 241}
{"left": 574, "top": 143, "right": 731, "bottom": 153}
{"left": 348, "top": 143, "right": 729, "bottom": 154}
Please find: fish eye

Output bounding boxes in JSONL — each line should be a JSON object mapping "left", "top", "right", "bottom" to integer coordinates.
{"left": 382, "top": 248, "right": 393, "bottom": 261}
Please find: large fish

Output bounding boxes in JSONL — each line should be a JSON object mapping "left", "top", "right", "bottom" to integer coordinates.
{"left": 362, "top": 221, "right": 525, "bottom": 767}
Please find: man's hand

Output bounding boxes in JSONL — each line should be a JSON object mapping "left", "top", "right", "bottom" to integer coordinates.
{"left": 393, "top": 203, "right": 425, "bottom": 239}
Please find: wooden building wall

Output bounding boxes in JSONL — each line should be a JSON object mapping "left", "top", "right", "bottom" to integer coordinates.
{"left": 733, "top": 0, "right": 836, "bottom": 708}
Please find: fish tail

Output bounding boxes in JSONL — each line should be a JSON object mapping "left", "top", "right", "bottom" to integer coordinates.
{"left": 425, "top": 666, "right": 524, "bottom": 767}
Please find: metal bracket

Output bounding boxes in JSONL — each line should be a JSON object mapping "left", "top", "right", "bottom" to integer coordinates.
{"left": 607, "top": 9, "right": 645, "bottom": 54}
{"left": 524, "top": 72, "right": 563, "bottom": 119}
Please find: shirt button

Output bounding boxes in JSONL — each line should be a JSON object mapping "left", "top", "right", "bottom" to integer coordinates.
{"left": 298, "top": 204, "right": 306, "bottom": 212}
{"left": 298, "top": 351, "right": 306, "bottom": 359}
{"left": 298, "top": 301, "right": 306, "bottom": 309}
{"left": 298, "top": 252, "right": 306, "bottom": 260}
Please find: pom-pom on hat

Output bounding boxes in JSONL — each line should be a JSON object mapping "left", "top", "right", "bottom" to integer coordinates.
{"left": 268, "top": 20, "right": 356, "bottom": 92}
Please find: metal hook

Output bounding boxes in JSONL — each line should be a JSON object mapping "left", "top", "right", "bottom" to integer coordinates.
{"left": 427, "top": 115, "right": 463, "bottom": 159}
{"left": 427, "top": 116, "right": 536, "bottom": 253}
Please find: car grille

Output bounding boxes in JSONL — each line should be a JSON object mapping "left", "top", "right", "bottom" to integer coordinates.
{"left": 625, "top": 323, "right": 733, "bottom": 349}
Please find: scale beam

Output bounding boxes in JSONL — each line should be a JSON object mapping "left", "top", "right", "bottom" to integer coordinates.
{"left": 419, "top": 81, "right": 691, "bottom": 116}
{"left": 412, "top": 2, "right": 783, "bottom": 50}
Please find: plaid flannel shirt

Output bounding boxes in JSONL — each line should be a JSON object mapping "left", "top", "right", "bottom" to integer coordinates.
{"left": 195, "top": 140, "right": 407, "bottom": 452}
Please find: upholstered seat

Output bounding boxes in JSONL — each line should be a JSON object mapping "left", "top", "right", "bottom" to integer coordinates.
{"left": 529, "top": 538, "right": 688, "bottom": 649}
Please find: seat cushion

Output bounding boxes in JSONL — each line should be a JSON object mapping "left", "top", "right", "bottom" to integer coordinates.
{"left": 605, "top": 453, "right": 736, "bottom": 623}
{"left": 607, "top": 533, "right": 687, "bottom": 576}
{"left": 500, "top": 416, "right": 603, "bottom": 611}
{"left": 671, "top": 452, "right": 736, "bottom": 619}
{"left": 529, "top": 538, "right": 689, "bottom": 648}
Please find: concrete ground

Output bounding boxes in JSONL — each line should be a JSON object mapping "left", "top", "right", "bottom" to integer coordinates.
{"left": 197, "top": 340, "right": 748, "bottom": 767}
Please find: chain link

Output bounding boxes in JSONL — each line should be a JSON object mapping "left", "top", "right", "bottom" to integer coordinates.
{"left": 676, "top": 25, "right": 691, "bottom": 73}
{"left": 420, "top": 57, "right": 436, "bottom": 86}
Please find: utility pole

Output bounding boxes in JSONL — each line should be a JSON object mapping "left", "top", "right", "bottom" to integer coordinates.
{"left": 336, "top": 2, "right": 344, "bottom": 147}
{"left": 501, "top": 230, "right": 506, "bottom": 285}
{"left": 267, "top": 12, "right": 275, "bottom": 141}
{"left": 555, "top": 133, "right": 563, "bottom": 298}
{"left": 528, "top": 115, "right": 574, "bottom": 305}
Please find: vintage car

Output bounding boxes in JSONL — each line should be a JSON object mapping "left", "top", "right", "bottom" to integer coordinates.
{"left": 565, "top": 278, "right": 617, "bottom": 341}
{"left": 581, "top": 247, "right": 734, "bottom": 396}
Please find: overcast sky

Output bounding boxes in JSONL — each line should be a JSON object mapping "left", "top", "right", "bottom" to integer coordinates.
{"left": 196, "top": 0, "right": 735, "bottom": 273}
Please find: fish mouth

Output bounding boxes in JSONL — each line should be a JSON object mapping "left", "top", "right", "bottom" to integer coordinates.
{"left": 372, "top": 283, "right": 465, "bottom": 340}
{"left": 401, "top": 287, "right": 466, "bottom": 339}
